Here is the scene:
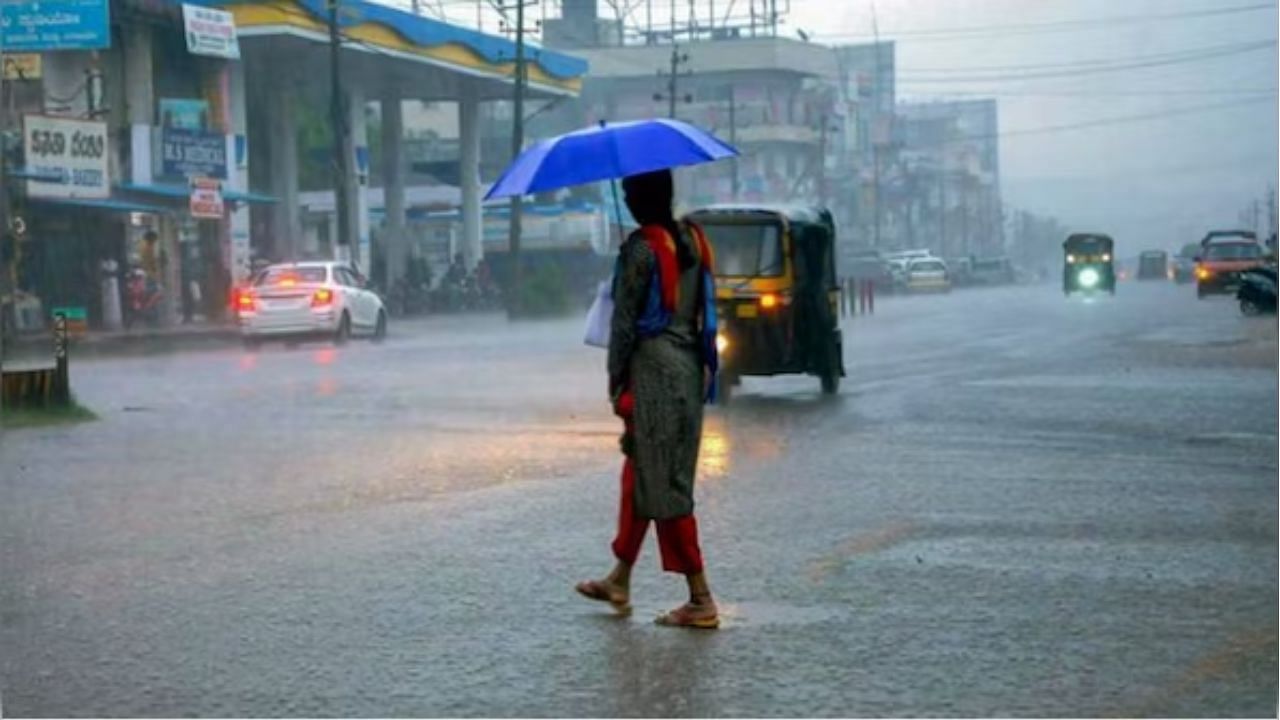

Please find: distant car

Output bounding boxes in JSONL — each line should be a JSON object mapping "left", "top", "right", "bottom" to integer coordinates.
{"left": 237, "top": 261, "right": 388, "bottom": 346}
{"left": 1172, "top": 243, "right": 1199, "bottom": 284}
{"left": 905, "top": 257, "right": 951, "bottom": 293}
{"left": 1196, "top": 240, "right": 1266, "bottom": 298}
{"left": 970, "top": 256, "right": 1016, "bottom": 285}
{"left": 1137, "top": 250, "right": 1168, "bottom": 280}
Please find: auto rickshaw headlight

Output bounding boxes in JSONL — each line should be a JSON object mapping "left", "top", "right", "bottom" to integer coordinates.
{"left": 1078, "top": 267, "right": 1101, "bottom": 288}
{"left": 715, "top": 333, "right": 729, "bottom": 354}
{"left": 759, "top": 293, "right": 779, "bottom": 310}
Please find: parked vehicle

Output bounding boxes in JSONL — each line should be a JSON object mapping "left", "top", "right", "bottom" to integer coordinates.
{"left": 971, "top": 256, "right": 1017, "bottom": 285}
{"left": 237, "top": 261, "right": 387, "bottom": 346}
{"left": 1237, "top": 266, "right": 1277, "bottom": 316}
{"left": 905, "top": 257, "right": 951, "bottom": 293}
{"left": 687, "top": 204, "right": 844, "bottom": 403}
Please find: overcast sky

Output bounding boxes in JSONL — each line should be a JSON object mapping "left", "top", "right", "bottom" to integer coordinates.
{"left": 421, "top": 0, "right": 1278, "bottom": 250}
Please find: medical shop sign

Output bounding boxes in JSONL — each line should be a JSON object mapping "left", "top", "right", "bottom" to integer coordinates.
{"left": 162, "top": 127, "right": 227, "bottom": 179}
{"left": 24, "top": 115, "right": 109, "bottom": 199}
{"left": 189, "top": 178, "right": 224, "bottom": 219}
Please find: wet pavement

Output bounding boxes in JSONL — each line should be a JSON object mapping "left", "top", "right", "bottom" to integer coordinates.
{"left": 1, "top": 281, "right": 1276, "bottom": 717}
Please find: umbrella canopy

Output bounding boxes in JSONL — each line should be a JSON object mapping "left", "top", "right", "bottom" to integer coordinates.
{"left": 484, "top": 118, "right": 739, "bottom": 201}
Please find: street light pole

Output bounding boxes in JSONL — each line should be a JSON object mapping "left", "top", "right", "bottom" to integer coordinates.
{"left": 328, "top": 0, "right": 352, "bottom": 260}
{"left": 728, "top": 85, "right": 739, "bottom": 200}
{"left": 507, "top": 0, "right": 527, "bottom": 317}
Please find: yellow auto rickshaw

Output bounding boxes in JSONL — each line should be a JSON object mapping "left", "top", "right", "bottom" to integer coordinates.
{"left": 684, "top": 205, "right": 844, "bottom": 403}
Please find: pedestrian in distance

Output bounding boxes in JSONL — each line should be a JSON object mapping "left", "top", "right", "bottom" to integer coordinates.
{"left": 575, "top": 169, "right": 722, "bottom": 629}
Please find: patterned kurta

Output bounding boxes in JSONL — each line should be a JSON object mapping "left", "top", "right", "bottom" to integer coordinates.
{"left": 608, "top": 225, "right": 707, "bottom": 520}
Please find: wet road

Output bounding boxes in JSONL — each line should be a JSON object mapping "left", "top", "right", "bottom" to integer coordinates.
{"left": 2, "top": 281, "right": 1276, "bottom": 717}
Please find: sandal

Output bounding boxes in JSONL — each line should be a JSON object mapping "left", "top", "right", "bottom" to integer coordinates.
{"left": 575, "top": 579, "right": 632, "bottom": 615}
{"left": 655, "top": 601, "right": 720, "bottom": 630}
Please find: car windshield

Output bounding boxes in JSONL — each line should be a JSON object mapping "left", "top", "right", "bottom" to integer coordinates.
{"left": 255, "top": 267, "right": 328, "bottom": 286}
{"left": 705, "top": 223, "right": 783, "bottom": 277}
{"left": 1205, "top": 243, "right": 1263, "bottom": 260}
{"left": 912, "top": 260, "right": 946, "bottom": 272}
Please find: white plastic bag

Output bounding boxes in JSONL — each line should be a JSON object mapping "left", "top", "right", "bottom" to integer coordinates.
{"left": 583, "top": 279, "right": 613, "bottom": 349}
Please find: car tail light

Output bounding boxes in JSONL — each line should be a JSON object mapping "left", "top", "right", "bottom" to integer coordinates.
{"left": 311, "top": 288, "right": 334, "bottom": 307}
{"left": 759, "top": 293, "right": 779, "bottom": 310}
{"left": 237, "top": 291, "right": 256, "bottom": 312}
{"left": 1196, "top": 266, "right": 1211, "bottom": 280}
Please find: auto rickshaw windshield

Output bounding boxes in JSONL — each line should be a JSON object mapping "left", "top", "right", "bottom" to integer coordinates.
{"left": 707, "top": 223, "right": 785, "bottom": 277}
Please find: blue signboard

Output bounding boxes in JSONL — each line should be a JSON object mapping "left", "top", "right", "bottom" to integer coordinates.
{"left": 161, "top": 127, "right": 227, "bottom": 179}
{"left": 1, "top": 0, "right": 110, "bottom": 51}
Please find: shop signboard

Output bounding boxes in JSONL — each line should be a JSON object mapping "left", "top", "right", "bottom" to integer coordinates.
{"left": 189, "top": 178, "right": 224, "bottom": 219}
{"left": 23, "top": 115, "right": 109, "bottom": 199}
{"left": 160, "top": 98, "right": 209, "bottom": 131}
{"left": 161, "top": 127, "right": 227, "bottom": 179}
{"left": 182, "top": 3, "right": 239, "bottom": 59}
{"left": 1, "top": 0, "right": 110, "bottom": 51}
{"left": 2, "top": 54, "right": 42, "bottom": 80}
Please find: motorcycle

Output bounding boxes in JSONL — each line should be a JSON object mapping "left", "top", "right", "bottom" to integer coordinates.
{"left": 1236, "top": 266, "right": 1277, "bottom": 316}
{"left": 124, "top": 269, "right": 164, "bottom": 329}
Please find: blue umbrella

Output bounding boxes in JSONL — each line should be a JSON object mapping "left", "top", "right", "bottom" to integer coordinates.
{"left": 484, "top": 118, "right": 739, "bottom": 200}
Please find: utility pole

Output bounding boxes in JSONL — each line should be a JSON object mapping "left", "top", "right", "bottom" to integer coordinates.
{"left": 870, "top": 1, "right": 882, "bottom": 248}
{"left": 506, "top": 0, "right": 530, "bottom": 317}
{"left": 328, "top": 0, "right": 352, "bottom": 259}
{"left": 728, "top": 85, "right": 739, "bottom": 199}
{"left": 654, "top": 45, "right": 690, "bottom": 120}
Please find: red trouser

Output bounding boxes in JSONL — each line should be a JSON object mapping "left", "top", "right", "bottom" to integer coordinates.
{"left": 610, "top": 391, "right": 704, "bottom": 575}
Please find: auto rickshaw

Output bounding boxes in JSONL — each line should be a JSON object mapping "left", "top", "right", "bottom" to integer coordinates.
{"left": 1063, "top": 233, "right": 1116, "bottom": 295}
{"left": 684, "top": 205, "right": 845, "bottom": 403}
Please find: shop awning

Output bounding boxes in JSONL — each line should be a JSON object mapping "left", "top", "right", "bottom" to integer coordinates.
{"left": 29, "top": 196, "right": 171, "bottom": 214}
{"left": 116, "top": 182, "right": 278, "bottom": 205}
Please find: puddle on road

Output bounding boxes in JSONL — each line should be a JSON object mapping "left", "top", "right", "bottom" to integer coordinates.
{"left": 714, "top": 601, "right": 842, "bottom": 628}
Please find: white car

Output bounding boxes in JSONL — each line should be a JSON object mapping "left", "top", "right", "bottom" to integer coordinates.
{"left": 237, "top": 261, "right": 387, "bottom": 346}
{"left": 906, "top": 257, "right": 952, "bottom": 293}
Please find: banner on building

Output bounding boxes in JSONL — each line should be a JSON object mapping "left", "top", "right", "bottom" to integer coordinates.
{"left": 24, "top": 115, "right": 109, "bottom": 199}
{"left": 162, "top": 127, "right": 228, "bottom": 179}
{"left": 2, "top": 54, "right": 42, "bottom": 80}
{"left": 182, "top": 4, "right": 239, "bottom": 59}
{"left": 160, "top": 98, "right": 209, "bottom": 130}
{"left": 189, "top": 178, "right": 224, "bottom": 219}
{"left": 1, "top": 0, "right": 110, "bottom": 51}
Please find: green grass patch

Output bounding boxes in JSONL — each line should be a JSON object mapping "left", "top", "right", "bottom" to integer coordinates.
{"left": 1, "top": 399, "right": 98, "bottom": 429}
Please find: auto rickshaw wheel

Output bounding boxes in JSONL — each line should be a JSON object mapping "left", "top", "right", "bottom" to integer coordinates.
{"left": 716, "top": 373, "right": 735, "bottom": 405}
{"left": 820, "top": 340, "right": 841, "bottom": 395}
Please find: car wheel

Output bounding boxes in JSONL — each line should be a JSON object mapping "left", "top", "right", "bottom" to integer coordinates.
{"left": 1197, "top": 286, "right": 1207, "bottom": 300}
{"left": 1240, "top": 298, "right": 1261, "bottom": 316}
{"left": 372, "top": 310, "right": 387, "bottom": 343}
{"left": 334, "top": 312, "right": 351, "bottom": 345}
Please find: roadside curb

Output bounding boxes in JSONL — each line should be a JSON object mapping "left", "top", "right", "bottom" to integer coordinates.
{"left": 69, "top": 328, "right": 242, "bottom": 358}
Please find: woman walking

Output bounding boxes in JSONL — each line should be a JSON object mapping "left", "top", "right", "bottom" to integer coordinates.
{"left": 575, "top": 169, "right": 721, "bottom": 629}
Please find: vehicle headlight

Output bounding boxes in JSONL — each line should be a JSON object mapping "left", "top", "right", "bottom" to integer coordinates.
{"left": 1066, "top": 254, "right": 1076, "bottom": 264}
{"left": 715, "top": 333, "right": 729, "bottom": 353}
{"left": 1078, "top": 267, "right": 1101, "bottom": 288}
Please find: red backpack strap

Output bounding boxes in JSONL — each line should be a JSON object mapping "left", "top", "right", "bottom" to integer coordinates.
{"left": 639, "top": 224, "right": 679, "bottom": 311}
